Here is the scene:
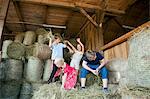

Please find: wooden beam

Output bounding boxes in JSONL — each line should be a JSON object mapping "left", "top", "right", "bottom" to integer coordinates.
{"left": 76, "top": 14, "right": 95, "bottom": 37}
{"left": 0, "top": 0, "right": 10, "bottom": 41}
{"left": 79, "top": 7, "right": 98, "bottom": 27}
{"left": 43, "top": 5, "right": 48, "bottom": 24}
{"left": 12, "top": 0, "right": 26, "bottom": 31}
{"left": 15, "top": 0, "right": 125, "bottom": 14}
{"left": 6, "top": 21, "right": 66, "bottom": 29}
{"left": 100, "top": 21, "right": 150, "bottom": 51}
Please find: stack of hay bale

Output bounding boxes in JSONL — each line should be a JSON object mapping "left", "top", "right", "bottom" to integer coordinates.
{"left": 0, "top": 28, "right": 53, "bottom": 99}
{"left": 121, "top": 27, "right": 150, "bottom": 99}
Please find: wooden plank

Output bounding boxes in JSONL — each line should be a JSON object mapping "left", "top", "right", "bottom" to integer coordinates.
{"left": 6, "top": 21, "right": 66, "bottom": 29}
{"left": 0, "top": 0, "right": 10, "bottom": 19}
{"left": 43, "top": 5, "right": 48, "bottom": 24}
{"left": 76, "top": 14, "right": 95, "bottom": 37}
{"left": 0, "top": 0, "right": 10, "bottom": 43}
{"left": 12, "top": 0, "right": 26, "bottom": 31}
{"left": 100, "top": 21, "right": 150, "bottom": 51}
{"left": 79, "top": 7, "right": 98, "bottom": 27}
{"left": 15, "top": 0, "right": 125, "bottom": 14}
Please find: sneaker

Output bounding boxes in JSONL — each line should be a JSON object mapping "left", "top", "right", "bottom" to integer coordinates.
{"left": 80, "top": 87, "right": 86, "bottom": 90}
{"left": 102, "top": 88, "right": 109, "bottom": 94}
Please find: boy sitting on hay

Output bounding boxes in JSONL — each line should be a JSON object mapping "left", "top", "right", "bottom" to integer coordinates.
{"left": 80, "top": 50, "right": 109, "bottom": 93}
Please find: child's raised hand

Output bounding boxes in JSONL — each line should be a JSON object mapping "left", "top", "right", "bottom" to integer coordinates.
{"left": 63, "top": 40, "right": 68, "bottom": 43}
{"left": 76, "top": 38, "right": 80, "bottom": 42}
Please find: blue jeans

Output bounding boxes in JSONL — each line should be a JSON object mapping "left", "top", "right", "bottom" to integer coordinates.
{"left": 80, "top": 64, "right": 108, "bottom": 79}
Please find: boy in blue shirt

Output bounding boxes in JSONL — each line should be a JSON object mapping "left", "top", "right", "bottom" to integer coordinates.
{"left": 80, "top": 50, "right": 109, "bottom": 93}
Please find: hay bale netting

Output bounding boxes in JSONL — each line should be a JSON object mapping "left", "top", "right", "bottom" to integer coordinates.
{"left": 19, "top": 82, "right": 32, "bottom": 99}
{"left": 0, "top": 81, "right": 21, "bottom": 99}
{"left": 5, "top": 59, "right": 23, "bottom": 81}
{"left": 33, "top": 43, "right": 51, "bottom": 60}
{"left": 14, "top": 32, "right": 25, "bottom": 43}
{"left": 23, "top": 31, "right": 36, "bottom": 45}
{"left": 25, "top": 57, "right": 44, "bottom": 82}
{"left": 7, "top": 42, "right": 25, "bottom": 60}
{"left": 2, "top": 40, "right": 13, "bottom": 59}
{"left": 127, "top": 27, "right": 150, "bottom": 88}
{"left": 43, "top": 59, "right": 53, "bottom": 81}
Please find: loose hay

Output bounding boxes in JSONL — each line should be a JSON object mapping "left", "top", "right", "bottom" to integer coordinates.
{"left": 127, "top": 27, "right": 150, "bottom": 88}
{"left": 35, "top": 28, "right": 48, "bottom": 35}
{"left": 121, "top": 86, "right": 150, "bottom": 99}
{"left": 32, "top": 83, "right": 121, "bottom": 99}
{"left": 7, "top": 42, "right": 25, "bottom": 59}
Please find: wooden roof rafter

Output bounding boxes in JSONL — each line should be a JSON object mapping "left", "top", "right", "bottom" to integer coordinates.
{"left": 15, "top": 0, "right": 125, "bottom": 14}
{"left": 12, "top": 0, "right": 26, "bottom": 31}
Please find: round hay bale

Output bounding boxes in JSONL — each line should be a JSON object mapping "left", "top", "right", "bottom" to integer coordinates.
{"left": 43, "top": 59, "right": 53, "bottom": 81}
{"left": 127, "top": 28, "right": 150, "bottom": 88}
{"left": 19, "top": 82, "right": 32, "bottom": 99}
{"left": 25, "top": 45, "right": 35, "bottom": 59}
{"left": 35, "top": 28, "right": 48, "bottom": 35}
{"left": 14, "top": 32, "right": 25, "bottom": 43}
{"left": 1, "top": 81, "right": 21, "bottom": 98}
{"left": 106, "top": 58, "right": 128, "bottom": 72}
{"left": 33, "top": 43, "right": 51, "bottom": 60}
{"left": 23, "top": 31, "right": 36, "bottom": 45}
{"left": 5, "top": 59, "right": 23, "bottom": 81}
{"left": 7, "top": 42, "right": 25, "bottom": 60}
{"left": 0, "top": 62, "right": 5, "bottom": 80}
{"left": 25, "top": 57, "right": 43, "bottom": 82}
{"left": 37, "top": 35, "right": 45, "bottom": 44}
{"left": 2, "top": 40, "right": 13, "bottom": 59}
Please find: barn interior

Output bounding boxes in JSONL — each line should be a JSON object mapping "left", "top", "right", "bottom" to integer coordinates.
{"left": 0, "top": 0, "right": 149, "bottom": 99}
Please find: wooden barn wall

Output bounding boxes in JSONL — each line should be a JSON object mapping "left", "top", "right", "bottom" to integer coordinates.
{"left": 104, "top": 41, "right": 128, "bottom": 60}
{"left": 79, "top": 16, "right": 104, "bottom": 51}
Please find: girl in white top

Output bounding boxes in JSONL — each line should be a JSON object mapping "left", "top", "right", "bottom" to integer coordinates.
{"left": 64, "top": 38, "right": 84, "bottom": 72}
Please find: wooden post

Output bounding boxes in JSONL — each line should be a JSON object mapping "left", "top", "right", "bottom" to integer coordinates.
{"left": 0, "top": 0, "right": 10, "bottom": 49}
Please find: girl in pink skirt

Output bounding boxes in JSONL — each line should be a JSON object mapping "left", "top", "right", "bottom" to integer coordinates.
{"left": 54, "top": 58, "right": 77, "bottom": 90}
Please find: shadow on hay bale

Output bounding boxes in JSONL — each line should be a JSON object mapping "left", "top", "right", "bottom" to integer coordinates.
{"left": 0, "top": 81, "right": 21, "bottom": 99}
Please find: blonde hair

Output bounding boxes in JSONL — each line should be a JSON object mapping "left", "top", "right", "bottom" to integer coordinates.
{"left": 54, "top": 58, "right": 64, "bottom": 64}
{"left": 85, "top": 50, "right": 96, "bottom": 59}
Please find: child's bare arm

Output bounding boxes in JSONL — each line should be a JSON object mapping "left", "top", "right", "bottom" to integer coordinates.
{"left": 64, "top": 40, "right": 77, "bottom": 52}
{"left": 77, "top": 38, "right": 84, "bottom": 53}
{"left": 61, "top": 73, "right": 67, "bottom": 89}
